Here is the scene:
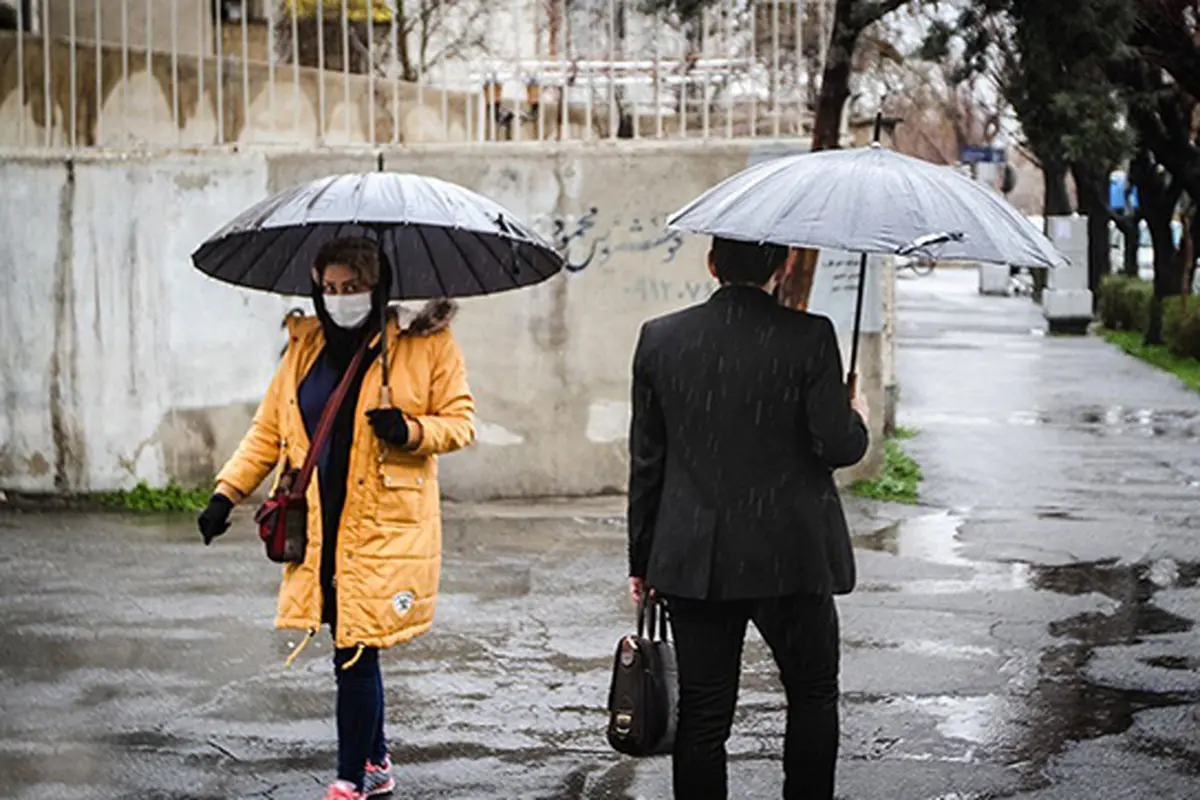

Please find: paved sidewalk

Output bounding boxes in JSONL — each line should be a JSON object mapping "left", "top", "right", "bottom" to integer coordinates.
{"left": 1, "top": 269, "right": 1198, "bottom": 799}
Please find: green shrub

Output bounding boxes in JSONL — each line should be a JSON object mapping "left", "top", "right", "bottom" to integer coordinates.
{"left": 1163, "top": 296, "right": 1200, "bottom": 360}
{"left": 850, "top": 438, "right": 922, "bottom": 505}
{"left": 97, "top": 481, "right": 210, "bottom": 512}
{"left": 1097, "top": 275, "right": 1153, "bottom": 332}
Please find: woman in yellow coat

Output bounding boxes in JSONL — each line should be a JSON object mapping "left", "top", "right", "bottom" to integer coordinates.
{"left": 196, "top": 237, "right": 475, "bottom": 800}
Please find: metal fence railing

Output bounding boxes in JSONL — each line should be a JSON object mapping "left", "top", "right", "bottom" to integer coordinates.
{"left": 0, "top": 0, "right": 838, "bottom": 150}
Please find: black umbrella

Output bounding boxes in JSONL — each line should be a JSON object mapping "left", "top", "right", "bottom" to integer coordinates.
{"left": 191, "top": 171, "right": 564, "bottom": 404}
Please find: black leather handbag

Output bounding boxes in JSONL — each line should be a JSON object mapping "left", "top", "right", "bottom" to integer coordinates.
{"left": 605, "top": 593, "right": 679, "bottom": 757}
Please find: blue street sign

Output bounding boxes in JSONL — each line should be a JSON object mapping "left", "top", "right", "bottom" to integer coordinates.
{"left": 959, "top": 146, "right": 1006, "bottom": 164}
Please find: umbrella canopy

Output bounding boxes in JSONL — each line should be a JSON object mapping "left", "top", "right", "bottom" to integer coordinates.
{"left": 666, "top": 144, "right": 1066, "bottom": 269}
{"left": 192, "top": 172, "right": 563, "bottom": 299}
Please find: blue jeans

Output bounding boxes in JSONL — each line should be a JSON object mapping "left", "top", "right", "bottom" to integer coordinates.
{"left": 334, "top": 646, "right": 387, "bottom": 789}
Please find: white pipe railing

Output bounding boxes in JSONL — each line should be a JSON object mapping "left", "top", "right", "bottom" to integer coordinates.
{"left": 1, "top": 0, "right": 827, "bottom": 149}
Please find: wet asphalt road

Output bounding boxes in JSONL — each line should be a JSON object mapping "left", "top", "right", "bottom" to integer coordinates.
{"left": 2, "top": 268, "right": 1199, "bottom": 800}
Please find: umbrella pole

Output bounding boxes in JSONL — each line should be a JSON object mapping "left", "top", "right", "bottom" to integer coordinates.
{"left": 376, "top": 231, "right": 392, "bottom": 410}
{"left": 846, "top": 251, "right": 869, "bottom": 396}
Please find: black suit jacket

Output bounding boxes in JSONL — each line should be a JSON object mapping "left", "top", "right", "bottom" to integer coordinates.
{"left": 627, "top": 285, "right": 869, "bottom": 600}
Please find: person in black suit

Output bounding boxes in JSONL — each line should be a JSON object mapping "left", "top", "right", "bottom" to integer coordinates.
{"left": 626, "top": 237, "right": 869, "bottom": 800}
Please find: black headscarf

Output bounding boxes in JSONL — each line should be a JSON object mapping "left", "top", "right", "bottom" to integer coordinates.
{"left": 307, "top": 250, "right": 393, "bottom": 630}
{"left": 310, "top": 254, "right": 393, "bottom": 372}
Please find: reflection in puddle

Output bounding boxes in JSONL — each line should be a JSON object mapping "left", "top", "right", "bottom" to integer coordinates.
{"left": 853, "top": 511, "right": 1032, "bottom": 594}
{"left": 906, "top": 405, "right": 1200, "bottom": 439}
{"left": 852, "top": 509, "right": 1199, "bottom": 785}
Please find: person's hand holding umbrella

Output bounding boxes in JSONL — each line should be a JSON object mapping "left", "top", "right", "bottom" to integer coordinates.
{"left": 366, "top": 408, "right": 414, "bottom": 447}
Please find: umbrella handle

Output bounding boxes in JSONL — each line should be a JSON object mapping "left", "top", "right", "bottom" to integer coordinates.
{"left": 847, "top": 372, "right": 858, "bottom": 401}
{"left": 379, "top": 385, "right": 392, "bottom": 409}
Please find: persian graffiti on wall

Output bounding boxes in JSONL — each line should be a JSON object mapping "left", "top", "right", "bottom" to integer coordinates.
{"left": 535, "top": 207, "right": 686, "bottom": 274}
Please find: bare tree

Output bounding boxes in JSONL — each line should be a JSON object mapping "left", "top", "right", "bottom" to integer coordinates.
{"left": 275, "top": 0, "right": 490, "bottom": 81}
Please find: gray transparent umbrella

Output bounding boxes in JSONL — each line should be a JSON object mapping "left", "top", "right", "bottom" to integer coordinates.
{"left": 192, "top": 171, "right": 564, "bottom": 404}
{"left": 666, "top": 135, "right": 1066, "bottom": 383}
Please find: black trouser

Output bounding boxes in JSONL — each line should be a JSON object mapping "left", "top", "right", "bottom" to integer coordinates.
{"left": 666, "top": 593, "right": 840, "bottom": 800}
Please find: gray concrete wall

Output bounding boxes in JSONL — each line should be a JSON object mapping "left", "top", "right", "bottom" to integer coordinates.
{"left": 0, "top": 142, "right": 887, "bottom": 499}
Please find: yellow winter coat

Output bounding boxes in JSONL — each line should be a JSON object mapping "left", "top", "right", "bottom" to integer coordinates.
{"left": 215, "top": 300, "right": 475, "bottom": 651}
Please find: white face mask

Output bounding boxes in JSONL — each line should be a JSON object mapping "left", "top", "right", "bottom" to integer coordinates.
{"left": 324, "top": 292, "right": 373, "bottom": 329}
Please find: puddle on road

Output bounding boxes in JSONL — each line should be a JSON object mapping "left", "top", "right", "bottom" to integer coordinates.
{"left": 852, "top": 510, "right": 1200, "bottom": 784}
{"left": 906, "top": 406, "right": 1200, "bottom": 440}
{"left": 853, "top": 511, "right": 1032, "bottom": 594}
{"left": 1015, "top": 406, "right": 1200, "bottom": 439}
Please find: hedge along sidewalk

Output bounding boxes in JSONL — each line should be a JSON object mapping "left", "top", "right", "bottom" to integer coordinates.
{"left": 1096, "top": 275, "right": 1200, "bottom": 392}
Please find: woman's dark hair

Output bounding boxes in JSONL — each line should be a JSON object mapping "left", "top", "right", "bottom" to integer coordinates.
{"left": 710, "top": 236, "right": 789, "bottom": 286}
{"left": 313, "top": 237, "right": 381, "bottom": 284}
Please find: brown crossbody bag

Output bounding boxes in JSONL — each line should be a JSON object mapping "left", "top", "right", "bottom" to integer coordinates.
{"left": 254, "top": 341, "right": 370, "bottom": 564}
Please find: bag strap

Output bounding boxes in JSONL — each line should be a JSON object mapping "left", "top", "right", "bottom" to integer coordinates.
{"left": 290, "top": 340, "right": 371, "bottom": 499}
{"left": 637, "top": 593, "right": 668, "bottom": 642}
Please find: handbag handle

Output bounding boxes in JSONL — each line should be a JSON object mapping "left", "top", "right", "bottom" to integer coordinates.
{"left": 289, "top": 340, "right": 371, "bottom": 500}
{"left": 636, "top": 592, "right": 669, "bottom": 642}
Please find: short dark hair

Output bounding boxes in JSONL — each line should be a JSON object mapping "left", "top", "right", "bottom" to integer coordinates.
{"left": 710, "top": 237, "right": 789, "bottom": 286}
{"left": 313, "top": 237, "right": 380, "bottom": 284}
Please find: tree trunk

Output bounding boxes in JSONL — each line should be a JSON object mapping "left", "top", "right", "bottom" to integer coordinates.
{"left": 1071, "top": 162, "right": 1112, "bottom": 296}
{"left": 1140, "top": 199, "right": 1180, "bottom": 346}
{"left": 811, "top": 0, "right": 858, "bottom": 151}
{"left": 1119, "top": 216, "right": 1141, "bottom": 277}
{"left": 1043, "top": 162, "right": 1073, "bottom": 216}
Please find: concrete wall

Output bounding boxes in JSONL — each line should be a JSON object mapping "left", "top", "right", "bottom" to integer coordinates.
{"left": 0, "top": 143, "right": 887, "bottom": 499}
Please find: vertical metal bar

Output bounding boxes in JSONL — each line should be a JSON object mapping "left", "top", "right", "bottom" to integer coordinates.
{"left": 145, "top": 0, "right": 153, "bottom": 89}
{"left": 441, "top": 56, "right": 449, "bottom": 140}
{"left": 702, "top": 8, "right": 710, "bottom": 140}
{"left": 724, "top": 0, "right": 733, "bottom": 139}
{"left": 584, "top": 73, "right": 593, "bottom": 140}
{"left": 537, "top": 80, "right": 545, "bottom": 141}
{"left": 653, "top": 10, "right": 662, "bottom": 138}
{"left": 680, "top": 66, "right": 688, "bottom": 139}
{"left": 366, "top": 0, "right": 375, "bottom": 145}
{"left": 268, "top": 0, "right": 277, "bottom": 135}
{"left": 43, "top": 0, "right": 51, "bottom": 146}
{"left": 317, "top": 0, "right": 326, "bottom": 142}
{"left": 749, "top": 0, "right": 757, "bottom": 136}
{"left": 389, "top": 4, "right": 398, "bottom": 143}
{"left": 463, "top": 81, "right": 471, "bottom": 143}
{"left": 341, "top": 0, "right": 351, "bottom": 139}
{"left": 69, "top": 0, "right": 78, "bottom": 148}
{"left": 241, "top": 0, "right": 251, "bottom": 140}
{"left": 291, "top": 0, "right": 301, "bottom": 136}
{"left": 560, "top": 0, "right": 569, "bottom": 140}
{"left": 415, "top": 16, "right": 425, "bottom": 127}
{"left": 16, "top": 0, "right": 25, "bottom": 145}
{"left": 772, "top": 0, "right": 781, "bottom": 137}
{"left": 215, "top": 0, "right": 225, "bottom": 144}
{"left": 513, "top": 0, "right": 523, "bottom": 141}
{"left": 679, "top": 20, "right": 687, "bottom": 141}
{"left": 796, "top": 0, "right": 803, "bottom": 134}
{"left": 121, "top": 0, "right": 129, "bottom": 140}
{"left": 197, "top": 0, "right": 205, "bottom": 134}
{"left": 95, "top": 0, "right": 104, "bottom": 143}
{"left": 170, "top": 0, "right": 179, "bottom": 141}
{"left": 607, "top": 0, "right": 616, "bottom": 140}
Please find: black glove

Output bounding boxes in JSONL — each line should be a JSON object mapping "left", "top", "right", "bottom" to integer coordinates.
{"left": 197, "top": 494, "right": 234, "bottom": 545}
{"left": 367, "top": 408, "right": 410, "bottom": 447}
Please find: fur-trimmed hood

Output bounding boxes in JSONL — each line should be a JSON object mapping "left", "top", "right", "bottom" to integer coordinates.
{"left": 282, "top": 299, "right": 458, "bottom": 339}
{"left": 395, "top": 298, "right": 458, "bottom": 336}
